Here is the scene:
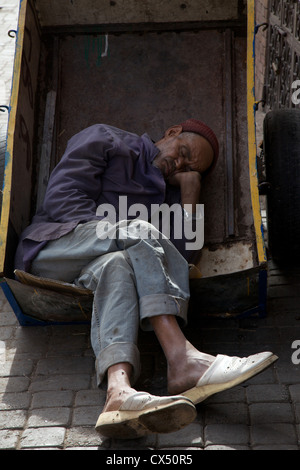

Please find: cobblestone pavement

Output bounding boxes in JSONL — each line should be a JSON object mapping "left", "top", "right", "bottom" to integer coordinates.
{"left": 1, "top": 259, "right": 300, "bottom": 451}
{"left": 1, "top": 0, "right": 300, "bottom": 452}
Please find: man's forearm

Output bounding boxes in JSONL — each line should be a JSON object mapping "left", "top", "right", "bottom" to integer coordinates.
{"left": 180, "top": 174, "right": 201, "bottom": 214}
{"left": 168, "top": 172, "right": 202, "bottom": 214}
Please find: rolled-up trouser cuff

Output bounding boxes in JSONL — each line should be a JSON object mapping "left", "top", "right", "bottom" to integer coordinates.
{"left": 95, "top": 342, "right": 141, "bottom": 388}
{"left": 139, "top": 294, "right": 189, "bottom": 331}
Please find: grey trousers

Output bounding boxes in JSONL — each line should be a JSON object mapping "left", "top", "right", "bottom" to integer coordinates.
{"left": 31, "top": 220, "right": 190, "bottom": 386}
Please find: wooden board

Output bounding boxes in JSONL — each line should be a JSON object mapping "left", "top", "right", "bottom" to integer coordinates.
{"left": 4, "top": 276, "right": 93, "bottom": 324}
{"left": 33, "top": 0, "right": 241, "bottom": 28}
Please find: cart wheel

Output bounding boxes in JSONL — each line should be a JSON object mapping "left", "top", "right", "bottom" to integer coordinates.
{"left": 264, "top": 109, "right": 300, "bottom": 263}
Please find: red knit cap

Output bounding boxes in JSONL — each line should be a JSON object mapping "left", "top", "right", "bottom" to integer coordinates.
{"left": 180, "top": 118, "right": 219, "bottom": 175}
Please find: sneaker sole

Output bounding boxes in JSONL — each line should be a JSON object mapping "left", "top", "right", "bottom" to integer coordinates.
{"left": 95, "top": 399, "right": 197, "bottom": 439}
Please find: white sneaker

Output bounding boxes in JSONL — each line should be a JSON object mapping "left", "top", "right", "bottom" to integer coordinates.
{"left": 182, "top": 352, "right": 278, "bottom": 404}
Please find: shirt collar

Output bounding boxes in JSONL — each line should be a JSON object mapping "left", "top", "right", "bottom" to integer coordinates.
{"left": 141, "top": 133, "right": 160, "bottom": 163}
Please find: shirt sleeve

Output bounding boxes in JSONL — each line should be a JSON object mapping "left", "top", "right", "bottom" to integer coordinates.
{"left": 43, "top": 125, "right": 114, "bottom": 223}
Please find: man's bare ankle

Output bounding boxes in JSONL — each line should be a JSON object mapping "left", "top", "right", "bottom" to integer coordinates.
{"left": 103, "top": 386, "right": 136, "bottom": 413}
{"left": 167, "top": 355, "right": 214, "bottom": 395}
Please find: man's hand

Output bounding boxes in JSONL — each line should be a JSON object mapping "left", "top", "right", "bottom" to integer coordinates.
{"left": 168, "top": 171, "right": 201, "bottom": 214}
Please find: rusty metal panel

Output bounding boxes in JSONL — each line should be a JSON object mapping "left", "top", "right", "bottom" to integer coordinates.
{"left": 56, "top": 31, "right": 227, "bottom": 248}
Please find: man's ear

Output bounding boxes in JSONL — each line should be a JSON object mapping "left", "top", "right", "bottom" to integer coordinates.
{"left": 164, "top": 125, "right": 183, "bottom": 138}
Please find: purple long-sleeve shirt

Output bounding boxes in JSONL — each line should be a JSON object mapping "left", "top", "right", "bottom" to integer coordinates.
{"left": 15, "top": 124, "right": 198, "bottom": 273}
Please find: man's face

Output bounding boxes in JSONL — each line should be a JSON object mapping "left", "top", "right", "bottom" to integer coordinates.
{"left": 153, "top": 126, "right": 214, "bottom": 180}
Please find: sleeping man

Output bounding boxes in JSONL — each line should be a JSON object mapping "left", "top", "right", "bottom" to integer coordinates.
{"left": 15, "top": 118, "right": 278, "bottom": 438}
